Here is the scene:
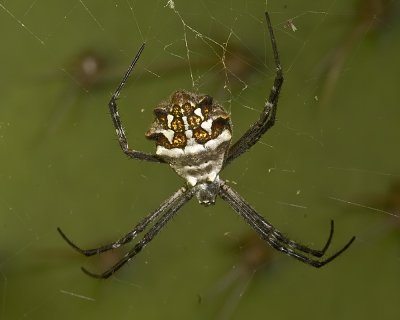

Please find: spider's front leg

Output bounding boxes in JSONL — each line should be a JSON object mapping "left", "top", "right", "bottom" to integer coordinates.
{"left": 56, "top": 187, "right": 188, "bottom": 257}
{"left": 58, "top": 186, "right": 194, "bottom": 278}
{"left": 224, "top": 12, "right": 283, "bottom": 166}
{"left": 82, "top": 187, "right": 195, "bottom": 278}
{"left": 219, "top": 182, "right": 355, "bottom": 267}
{"left": 109, "top": 43, "right": 165, "bottom": 163}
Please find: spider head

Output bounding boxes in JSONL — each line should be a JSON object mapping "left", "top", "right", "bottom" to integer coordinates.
{"left": 194, "top": 179, "right": 220, "bottom": 206}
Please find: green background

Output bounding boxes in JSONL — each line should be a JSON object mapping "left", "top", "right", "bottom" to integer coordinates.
{"left": 1, "top": 0, "right": 399, "bottom": 319}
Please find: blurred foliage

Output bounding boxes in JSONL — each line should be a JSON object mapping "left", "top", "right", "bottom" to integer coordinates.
{"left": 0, "top": 0, "right": 399, "bottom": 319}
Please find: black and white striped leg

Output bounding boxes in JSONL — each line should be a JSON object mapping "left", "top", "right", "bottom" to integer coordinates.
{"left": 218, "top": 182, "right": 355, "bottom": 267}
{"left": 82, "top": 187, "right": 195, "bottom": 278}
{"left": 235, "top": 200, "right": 335, "bottom": 258}
{"left": 224, "top": 12, "right": 283, "bottom": 167}
{"left": 108, "top": 43, "right": 165, "bottom": 163}
{"left": 57, "top": 187, "right": 189, "bottom": 257}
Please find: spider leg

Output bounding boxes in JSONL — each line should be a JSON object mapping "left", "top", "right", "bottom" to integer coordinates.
{"left": 224, "top": 12, "right": 283, "bottom": 167}
{"left": 57, "top": 187, "right": 189, "bottom": 257}
{"left": 218, "top": 182, "right": 355, "bottom": 267}
{"left": 219, "top": 182, "right": 333, "bottom": 257}
{"left": 108, "top": 43, "right": 165, "bottom": 163}
{"left": 261, "top": 230, "right": 355, "bottom": 268}
{"left": 82, "top": 187, "right": 195, "bottom": 279}
{"left": 248, "top": 211, "right": 335, "bottom": 258}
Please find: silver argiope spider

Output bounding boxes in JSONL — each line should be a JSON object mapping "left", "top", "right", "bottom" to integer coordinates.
{"left": 57, "top": 12, "right": 355, "bottom": 279}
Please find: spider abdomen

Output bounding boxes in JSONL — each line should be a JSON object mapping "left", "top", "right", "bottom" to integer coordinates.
{"left": 146, "top": 90, "right": 232, "bottom": 186}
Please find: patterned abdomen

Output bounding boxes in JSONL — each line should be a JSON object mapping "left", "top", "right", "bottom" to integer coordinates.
{"left": 146, "top": 90, "right": 232, "bottom": 186}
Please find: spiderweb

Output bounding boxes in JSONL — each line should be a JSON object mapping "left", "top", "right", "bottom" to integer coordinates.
{"left": 0, "top": 0, "right": 399, "bottom": 319}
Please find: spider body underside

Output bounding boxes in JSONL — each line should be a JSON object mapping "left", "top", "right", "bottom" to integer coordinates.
{"left": 58, "top": 12, "right": 355, "bottom": 279}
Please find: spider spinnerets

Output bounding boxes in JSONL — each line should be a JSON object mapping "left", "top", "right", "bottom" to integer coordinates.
{"left": 57, "top": 12, "right": 355, "bottom": 279}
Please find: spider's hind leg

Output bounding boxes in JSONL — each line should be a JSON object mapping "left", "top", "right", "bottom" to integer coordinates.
{"left": 224, "top": 12, "right": 283, "bottom": 166}
{"left": 108, "top": 43, "right": 165, "bottom": 163}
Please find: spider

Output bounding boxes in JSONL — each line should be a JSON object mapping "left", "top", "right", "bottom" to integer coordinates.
{"left": 57, "top": 12, "right": 355, "bottom": 279}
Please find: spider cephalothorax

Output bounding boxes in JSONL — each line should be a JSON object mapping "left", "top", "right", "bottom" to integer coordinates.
{"left": 146, "top": 90, "right": 231, "bottom": 193}
{"left": 58, "top": 12, "right": 355, "bottom": 279}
